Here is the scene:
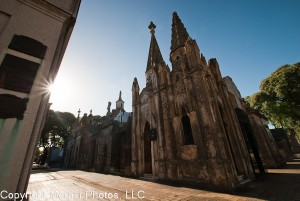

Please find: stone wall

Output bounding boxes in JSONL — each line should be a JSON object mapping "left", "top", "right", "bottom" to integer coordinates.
{"left": 131, "top": 13, "right": 255, "bottom": 191}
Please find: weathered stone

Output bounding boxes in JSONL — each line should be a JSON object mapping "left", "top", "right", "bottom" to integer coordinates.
{"left": 131, "top": 13, "right": 258, "bottom": 191}
{"left": 64, "top": 92, "right": 132, "bottom": 176}
{"left": 180, "top": 145, "right": 198, "bottom": 160}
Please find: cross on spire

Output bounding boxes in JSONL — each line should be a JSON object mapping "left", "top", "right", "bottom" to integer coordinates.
{"left": 148, "top": 21, "right": 156, "bottom": 34}
{"left": 146, "top": 21, "right": 164, "bottom": 72}
{"left": 77, "top": 108, "right": 81, "bottom": 118}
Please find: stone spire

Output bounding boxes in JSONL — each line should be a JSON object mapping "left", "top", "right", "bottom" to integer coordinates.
{"left": 118, "top": 90, "right": 122, "bottom": 101}
{"left": 146, "top": 21, "right": 164, "bottom": 72}
{"left": 170, "top": 12, "right": 190, "bottom": 53}
{"left": 116, "top": 90, "right": 124, "bottom": 109}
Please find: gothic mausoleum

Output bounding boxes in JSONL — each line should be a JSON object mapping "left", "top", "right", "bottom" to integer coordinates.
{"left": 63, "top": 12, "right": 284, "bottom": 192}
{"left": 131, "top": 12, "right": 283, "bottom": 191}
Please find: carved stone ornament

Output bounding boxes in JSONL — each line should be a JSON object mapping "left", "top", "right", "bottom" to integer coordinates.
{"left": 176, "top": 80, "right": 184, "bottom": 95}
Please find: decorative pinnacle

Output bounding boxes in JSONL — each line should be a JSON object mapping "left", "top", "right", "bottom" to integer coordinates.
{"left": 171, "top": 11, "right": 190, "bottom": 53}
{"left": 119, "top": 90, "right": 122, "bottom": 100}
{"left": 148, "top": 21, "right": 156, "bottom": 34}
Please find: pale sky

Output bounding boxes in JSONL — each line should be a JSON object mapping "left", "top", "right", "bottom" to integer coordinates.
{"left": 49, "top": 0, "right": 300, "bottom": 117}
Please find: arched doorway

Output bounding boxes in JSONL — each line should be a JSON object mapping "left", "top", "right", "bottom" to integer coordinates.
{"left": 144, "top": 122, "right": 152, "bottom": 174}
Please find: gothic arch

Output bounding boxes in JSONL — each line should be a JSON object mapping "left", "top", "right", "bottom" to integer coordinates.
{"left": 181, "top": 107, "right": 194, "bottom": 145}
{"left": 152, "top": 70, "right": 158, "bottom": 89}
{"left": 143, "top": 121, "right": 152, "bottom": 173}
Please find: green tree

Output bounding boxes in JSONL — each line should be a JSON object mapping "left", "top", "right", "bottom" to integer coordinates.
{"left": 38, "top": 110, "right": 76, "bottom": 165}
{"left": 93, "top": 115, "right": 102, "bottom": 124}
{"left": 246, "top": 62, "right": 300, "bottom": 135}
{"left": 40, "top": 110, "right": 76, "bottom": 148}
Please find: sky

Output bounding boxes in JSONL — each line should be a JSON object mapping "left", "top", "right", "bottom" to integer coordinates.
{"left": 49, "top": 0, "right": 300, "bottom": 117}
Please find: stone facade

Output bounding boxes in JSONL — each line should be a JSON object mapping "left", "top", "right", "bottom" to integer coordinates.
{"left": 271, "top": 128, "right": 294, "bottom": 161}
{"left": 64, "top": 92, "right": 132, "bottom": 176}
{"left": 224, "top": 76, "right": 284, "bottom": 168}
{"left": 246, "top": 108, "right": 283, "bottom": 167}
{"left": 289, "top": 132, "right": 300, "bottom": 158}
{"left": 0, "top": 0, "right": 80, "bottom": 195}
{"left": 131, "top": 13, "right": 256, "bottom": 191}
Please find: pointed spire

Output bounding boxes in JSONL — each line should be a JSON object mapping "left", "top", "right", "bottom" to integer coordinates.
{"left": 118, "top": 90, "right": 122, "bottom": 100}
{"left": 132, "top": 77, "right": 139, "bottom": 89}
{"left": 146, "top": 21, "right": 164, "bottom": 72}
{"left": 171, "top": 12, "right": 190, "bottom": 53}
{"left": 116, "top": 90, "right": 124, "bottom": 109}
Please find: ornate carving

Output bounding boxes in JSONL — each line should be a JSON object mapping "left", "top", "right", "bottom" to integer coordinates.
{"left": 176, "top": 79, "right": 184, "bottom": 95}
{"left": 141, "top": 95, "right": 148, "bottom": 105}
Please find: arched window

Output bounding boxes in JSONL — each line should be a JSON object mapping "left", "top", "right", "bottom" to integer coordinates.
{"left": 181, "top": 108, "right": 194, "bottom": 145}
{"left": 144, "top": 122, "right": 152, "bottom": 173}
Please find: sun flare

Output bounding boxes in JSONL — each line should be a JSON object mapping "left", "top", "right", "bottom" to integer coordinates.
{"left": 48, "top": 78, "right": 72, "bottom": 107}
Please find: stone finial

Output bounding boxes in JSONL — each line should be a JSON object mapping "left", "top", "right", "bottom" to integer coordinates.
{"left": 148, "top": 21, "right": 156, "bottom": 34}
{"left": 107, "top": 101, "right": 111, "bottom": 112}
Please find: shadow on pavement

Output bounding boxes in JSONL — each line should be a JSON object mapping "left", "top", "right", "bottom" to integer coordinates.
{"left": 234, "top": 159, "right": 300, "bottom": 201}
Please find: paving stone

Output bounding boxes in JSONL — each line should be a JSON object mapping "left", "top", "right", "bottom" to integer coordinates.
{"left": 27, "top": 159, "right": 300, "bottom": 201}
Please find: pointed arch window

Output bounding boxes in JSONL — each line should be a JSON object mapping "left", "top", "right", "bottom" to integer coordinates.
{"left": 181, "top": 108, "right": 194, "bottom": 145}
{"left": 144, "top": 122, "right": 152, "bottom": 173}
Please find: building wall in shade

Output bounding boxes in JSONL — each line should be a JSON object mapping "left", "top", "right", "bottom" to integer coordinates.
{"left": 0, "top": 0, "right": 81, "bottom": 195}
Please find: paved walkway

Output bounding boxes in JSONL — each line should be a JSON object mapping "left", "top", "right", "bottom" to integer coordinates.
{"left": 26, "top": 159, "right": 300, "bottom": 201}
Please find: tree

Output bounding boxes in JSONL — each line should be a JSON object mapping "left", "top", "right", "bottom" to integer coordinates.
{"left": 40, "top": 110, "right": 76, "bottom": 148}
{"left": 38, "top": 110, "right": 76, "bottom": 164}
{"left": 93, "top": 115, "right": 103, "bottom": 124}
{"left": 246, "top": 62, "right": 300, "bottom": 136}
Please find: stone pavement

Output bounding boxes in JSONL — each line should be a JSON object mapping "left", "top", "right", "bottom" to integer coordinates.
{"left": 26, "top": 159, "right": 300, "bottom": 201}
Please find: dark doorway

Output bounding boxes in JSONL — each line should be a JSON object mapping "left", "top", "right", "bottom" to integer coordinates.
{"left": 74, "top": 147, "right": 78, "bottom": 168}
{"left": 144, "top": 122, "right": 152, "bottom": 174}
{"left": 88, "top": 140, "right": 96, "bottom": 169}
{"left": 101, "top": 145, "right": 108, "bottom": 172}
{"left": 67, "top": 147, "right": 72, "bottom": 168}
{"left": 235, "top": 108, "right": 265, "bottom": 176}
